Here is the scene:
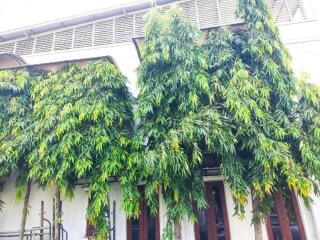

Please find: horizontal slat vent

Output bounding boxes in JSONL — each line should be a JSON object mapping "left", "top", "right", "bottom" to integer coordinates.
{"left": 15, "top": 39, "right": 34, "bottom": 55}
{"left": 197, "top": 0, "right": 221, "bottom": 28}
{"left": 94, "top": 20, "right": 114, "bottom": 46}
{"left": 114, "top": 15, "right": 134, "bottom": 44}
{"left": 54, "top": 29, "right": 74, "bottom": 51}
{"left": 74, "top": 24, "right": 93, "bottom": 48}
{"left": 287, "top": 0, "right": 306, "bottom": 20}
{"left": 219, "top": 0, "right": 242, "bottom": 25}
{"left": 134, "top": 11, "right": 148, "bottom": 37}
{"left": 158, "top": 5, "right": 171, "bottom": 14}
{"left": 179, "top": 1, "right": 198, "bottom": 27}
{"left": 0, "top": 0, "right": 310, "bottom": 56}
{"left": 0, "top": 42, "right": 15, "bottom": 54}
{"left": 267, "top": 0, "right": 291, "bottom": 22}
{"left": 34, "top": 33, "right": 54, "bottom": 53}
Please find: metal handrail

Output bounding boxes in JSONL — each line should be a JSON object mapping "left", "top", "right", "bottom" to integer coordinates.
{"left": 61, "top": 226, "right": 68, "bottom": 240}
{"left": 43, "top": 217, "right": 52, "bottom": 238}
{"left": 0, "top": 226, "right": 53, "bottom": 239}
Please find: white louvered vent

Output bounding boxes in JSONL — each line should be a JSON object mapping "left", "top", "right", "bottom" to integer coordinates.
{"left": 0, "top": 0, "right": 310, "bottom": 56}
{"left": 115, "top": 15, "right": 134, "bottom": 44}
{"left": 34, "top": 33, "right": 54, "bottom": 53}
{"left": 219, "top": 0, "right": 242, "bottom": 25}
{"left": 0, "top": 42, "right": 15, "bottom": 54}
{"left": 94, "top": 20, "right": 114, "bottom": 46}
{"left": 197, "top": 0, "right": 220, "bottom": 28}
{"left": 15, "top": 39, "right": 34, "bottom": 55}
{"left": 287, "top": 0, "right": 306, "bottom": 21}
{"left": 267, "top": 0, "right": 292, "bottom": 22}
{"left": 134, "top": 11, "right": 148, "bottom": 37}
{"left": 74, "top": 24, "right": 93, "bottom": 48}
{"left": 179, "top": 1, "right": 198, "bottom": 27}
{"left": 54, "top": 29, "right": 74, "bottom": 51}
{"left": 158, "top": 5, "right": 171, "bottom": 14}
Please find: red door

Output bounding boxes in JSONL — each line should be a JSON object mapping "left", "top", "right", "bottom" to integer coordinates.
{"left": 194, "top": 182, "right": 231, "bottom": 240}
{"left": 127, "top": 187, "right": 160, "bottom": 240}
{"left": 266, "top": 191, "right": 306, "bottom": 240}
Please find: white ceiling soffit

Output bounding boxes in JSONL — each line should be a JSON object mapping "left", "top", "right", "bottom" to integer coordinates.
{"left": 0, "top": 0, "right": 311, "bottom": 56}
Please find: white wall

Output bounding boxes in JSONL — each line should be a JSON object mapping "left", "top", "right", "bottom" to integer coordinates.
{"left": 23, "top": 42, "right": 141, "bottom": 98}
{"left": 0, "top": 174, "right": 88, "bottom": 239}
{"left": 279, "top": 0, "right": 320, "bottom": 85}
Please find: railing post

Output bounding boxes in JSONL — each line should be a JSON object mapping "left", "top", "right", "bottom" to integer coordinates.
{"left": 113, "top": 201, "right": 116, "bottom": 240}
{"left": 40, "top": 201, "right": 44, "bottom": 240}
{"left": 53, "top": 198, "right": 56, "bottom": 239}
{"left": 54, "top": 186, "right": 61, "bottom": 240}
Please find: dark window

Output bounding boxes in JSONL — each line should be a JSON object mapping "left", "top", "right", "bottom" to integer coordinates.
{"left": 202, "top": 153, "right": 222, "bottom": 176}
{"left": 86, "top": 220, "right": 96, "bottom": 239}
{"left": 86, "top": 200, "right": 96, "bottom": 239}
{"left": 266, "top": 191, "right": 306, "bottom": 240}
{"left": 194, "top": 182, "right": 230, "bottom": 240}
{"left": 127, "top": 187, "right": 160, "bottom": 240}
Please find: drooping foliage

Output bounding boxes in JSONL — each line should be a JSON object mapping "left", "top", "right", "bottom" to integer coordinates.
{"left": 213, "top": 0, "right": 316, "bottom": 218}
{"left": 0, "top": 60, "right": 134, "bottom": 238}
{"left": 296, "top": 74, "right": 320, "bottom": 195}
{"left": 25, "top": 60, "right": 133, "bottom": 239}
{"left": 126, "top": 1, "right": 320, "bottom": 238}
{"left": 123, "top": 8, "right": 237, "bottom": 238}
{"left": 0, "top": 68, "right": 38, "bottom": 206}
{"left": 1, "top": 0, "right": 320, "bottom": 239}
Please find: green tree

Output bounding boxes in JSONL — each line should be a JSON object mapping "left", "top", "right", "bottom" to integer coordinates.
{"left": 124, "top": 8, "right": 236, "bottom": 239}
{"left": 25, "top": 60, "right": 133, "bottom": 239}
{"left": 205, "top": 0, "right": 320, "bottom": 238}
{"left": 127, "top": 1, "right": 320, "bottom": 239}
{"left": 0, "top": 68, "right": 39, "bottom": 238}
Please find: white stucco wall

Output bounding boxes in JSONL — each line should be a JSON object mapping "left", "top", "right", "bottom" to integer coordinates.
{"left": 279, "top": 0, "right": 320, "bottom": 85}
{"left": 0, "top": 174, "right": 88, "bottom": 239}
{"left": 22, "top": 42, "right": 141, "bottom": 98}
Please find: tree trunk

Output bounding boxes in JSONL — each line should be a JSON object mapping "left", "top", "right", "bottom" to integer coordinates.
{"left": 174, "top": 220, "right": 182, "bottom": 240}
{"left": 54, "top": 185, "right": 61, "bottom": 240}
{"left": 19, "top": 180, "right": 32, "bottom": 240}
{"left": 252, "top": 195, "right": 263, "bottom": 240}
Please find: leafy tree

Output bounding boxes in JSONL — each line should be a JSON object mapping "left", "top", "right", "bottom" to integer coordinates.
{"left": 205, "top": 0, "right": 320, "bottom": 237}
{"left": 25, "top": 60, "right": 133, "bottom": 239}
{"left": 0, "top": 68, "right": 39, "bottom": 238}
{"left": 127, "top": 1, "right": 320, "bottom": 239}
{"left": 124, "top": 8, "right": 236, "bottom": 239}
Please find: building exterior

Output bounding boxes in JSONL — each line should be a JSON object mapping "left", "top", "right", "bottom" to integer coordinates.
{"left": 0, "top": 0, "right": 320, "bottom": 239}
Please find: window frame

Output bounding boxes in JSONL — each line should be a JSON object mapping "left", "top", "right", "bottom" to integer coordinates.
{"left": 266, "top": 191, "right": 306, "bottom": 240}
{"left": 194, "top": 181, "right": 231, "bottom": 240}
{"left": 86, "top": 199, "right": 96, "bottom": 239}
{"left": 126, "top": 186, "right": 160, "bottom": 240}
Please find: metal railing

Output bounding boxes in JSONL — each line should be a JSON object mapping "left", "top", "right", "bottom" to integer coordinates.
{"left": 0, "top": 200, "right": 68, "bottom": 240}
{"left": 0, "top": 225, "right": 68, "bottom": 240}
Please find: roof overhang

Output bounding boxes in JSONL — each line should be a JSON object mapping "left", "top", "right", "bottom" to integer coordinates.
{"left": 0, "top": 0, "right": 177, "bottom": 43}
{"left": 0, "top": 55, "right": 118, "bottom": 72}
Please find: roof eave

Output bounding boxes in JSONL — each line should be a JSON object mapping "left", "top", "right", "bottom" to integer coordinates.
{"left": 0, "top": 0, "right": 177, "bottom": 42}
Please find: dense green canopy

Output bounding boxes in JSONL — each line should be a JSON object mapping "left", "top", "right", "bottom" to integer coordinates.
{"left": 123, "top": 8, "right": 237, "bottom": 238}
{"left": 124, "top": 1, "right": 320, "bottom": 238}
{"left": 1, "top": 1, "right": 320, "bottom": 240}
{"left": 0, "top": 60, "right": 134, "bottom": 238}
{"left": 26, "top": 61, "right": 133, "bottom": 238}
{"left": 0, "top": 69, "right": 38, "bottom": 204}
